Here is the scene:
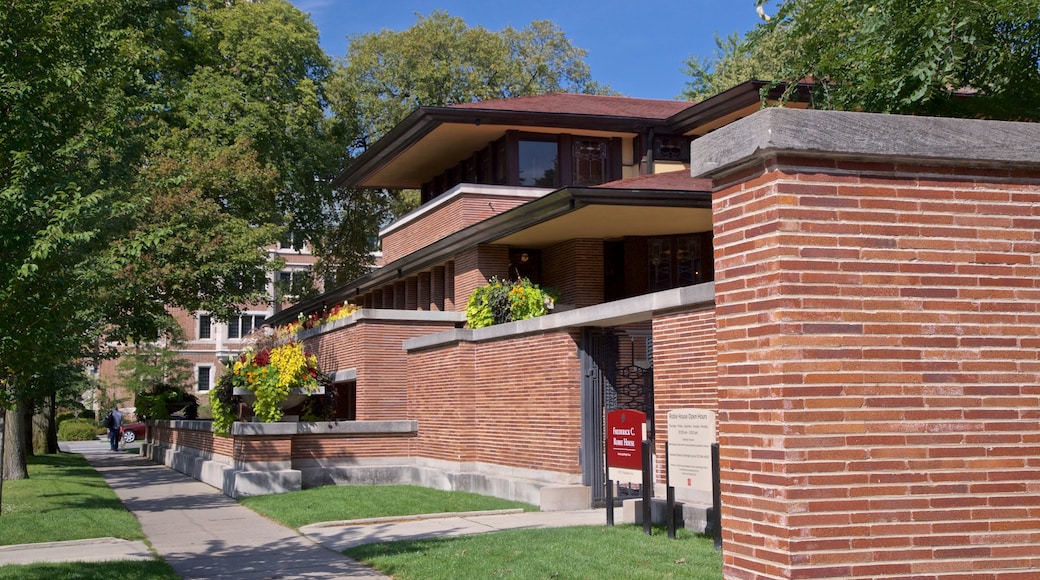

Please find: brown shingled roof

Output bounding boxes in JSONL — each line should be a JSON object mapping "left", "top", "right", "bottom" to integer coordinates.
{"left": 595, "top": 170, "right": 712, "bottom": 192}
{"left": 449, "top": 93, "right": 692, "bottom": 120}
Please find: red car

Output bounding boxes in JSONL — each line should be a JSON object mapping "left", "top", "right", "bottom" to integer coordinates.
{"left": 120, "top": 422, "right": 147, "bottom": 444}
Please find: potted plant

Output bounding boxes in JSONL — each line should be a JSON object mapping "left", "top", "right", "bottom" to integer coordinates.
{"left": 465, "top": 276, "right": 557, "bottom": 329}
{"left": 209, "top": 340, "right": 325, "bottom": 434}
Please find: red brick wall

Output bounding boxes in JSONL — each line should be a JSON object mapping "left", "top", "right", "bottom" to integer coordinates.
{"left": 543, "top": 239, "right": 605, "bottom": 307}
{"left": 234, "top": 436, "right": 292, "bottom": 464}
{"left": 713, "top": 155, "right": 1040, "bottom": 579}
{"left": 382, "top": 193, "right": 532, "bottom": 263}
{"left": 408, "top": 330, "right": 584, "bottom": 474}
{"left": 652, "top": 308, "right": 718, "bottom": 478}
{"left": 292, "top": 433, "right": 415, "bottom": 462}
{"left": 152, "top": 423, "right": 233, "bottom": 459}
{"left": 431, "top": 266, "right": 445, "bottom": 311}
{"left": 305, "top": 318, "right": 458, "bottom": 421}
{"left": 405, "top": 341, "right": 476, "bottom": 462}
{"left": 454, "top": 245, "right": 511, "bottom": 311}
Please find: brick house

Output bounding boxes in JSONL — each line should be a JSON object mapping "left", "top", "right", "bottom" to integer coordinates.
{"left": 146, "top": 84, "right": 1040, "bottom": 579}
{"left": 260, "top": 81, "right": 796, "bottom": 507}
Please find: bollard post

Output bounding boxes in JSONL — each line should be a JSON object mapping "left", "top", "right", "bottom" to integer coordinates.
{"left": 641, "top": 439, "right": 652, "bottom": 536}
{"left": 666, "top": 441, "right": 675, "bottom": 539}
{"left": 711, "top": 442, "right": 722, "bottom": 551}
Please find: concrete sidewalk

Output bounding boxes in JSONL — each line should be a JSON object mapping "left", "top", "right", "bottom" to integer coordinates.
{"left": 37, "top": 441, "right": 389, "bottom": 579}
{"left": 301, "top": 508, "right": 614, "bottom": 553}
{"left": 0, "top": 537, "right": 153, "bottom": 566}
{"left": 1, "top": 441, "right": 616, "bottom": 578}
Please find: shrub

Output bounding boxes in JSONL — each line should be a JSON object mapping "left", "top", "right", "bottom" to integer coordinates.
{"left": 58, "top": 419, "right": 100, "bottom": 441}
{"left": 56, "top": 412, "right": 77, "bottom": 426}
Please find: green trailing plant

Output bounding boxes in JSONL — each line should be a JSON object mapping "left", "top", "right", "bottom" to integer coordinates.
{"left": 211, "top": 373, "right": 240, "bottom": 437}
{"left": 298, "top": 374, "right": 338, "bottom": 422}
{"left": 465, "top": 277, "right": 557, "bottom": 329}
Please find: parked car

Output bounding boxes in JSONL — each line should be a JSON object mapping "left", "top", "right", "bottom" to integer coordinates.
{"left": 120, "top": 422, "right": 147, "bottom": 444}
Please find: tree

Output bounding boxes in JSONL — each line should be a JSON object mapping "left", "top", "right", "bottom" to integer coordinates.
{"left": 0, "top": 0, "right": 344, "bottom": 483}
{"left": 117, "top": 343, "right": 195, "bottom": 397}
{"left": 0, "top": 0, "right": 182, "bottom": 482}
{"left": 321, "top": 11, "right": 612, "bottom": 283}
{"left": 680, "top": 27, "right": 791, "bottom": 101}
{"left": 753, "top": 0, "right": 1040, "bottom": 119}
{"left": 332, "top": 11, "right": 612, "bottom": 152}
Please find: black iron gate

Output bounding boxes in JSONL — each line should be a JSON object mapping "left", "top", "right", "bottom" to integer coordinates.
{"left": 580, "top": 326, "right": 654, "bottom": 505}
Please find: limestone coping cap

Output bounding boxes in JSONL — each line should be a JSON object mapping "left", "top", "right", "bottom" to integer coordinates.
{"left": 690, "top": 107, "right": 1040, "bottom": 179}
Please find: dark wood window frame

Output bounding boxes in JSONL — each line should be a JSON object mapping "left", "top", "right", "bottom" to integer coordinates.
{"left": 421, "top": 131, "right": 623, "bottom": 202}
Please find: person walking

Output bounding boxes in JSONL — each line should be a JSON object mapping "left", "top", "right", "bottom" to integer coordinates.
{"left": 105, "top": 407, "right": 123, "bottom": 451}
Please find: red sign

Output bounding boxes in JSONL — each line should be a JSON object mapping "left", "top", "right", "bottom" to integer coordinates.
{"left": 607, "top": 409, "right": 645, "bottom": 470}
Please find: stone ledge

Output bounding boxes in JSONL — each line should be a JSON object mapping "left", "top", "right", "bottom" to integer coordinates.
{"left": 690, "top": 108, "right": 1040, "bottom": 179}
{"left": 148, "top": 443, "right": 301, "bottom": 498}
{"left": 295, "top": 420, "right": 417, "bottom": 435}
{"left": 622, "top": 498, "right": 711, "bottom": 533}
{"left": 404, "top": 283, "right": 715, "bottom": 351}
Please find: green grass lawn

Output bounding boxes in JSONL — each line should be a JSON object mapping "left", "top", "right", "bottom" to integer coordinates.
{"left": 0, "top": 453, "right": 178, "bottom": 579}
{"left": 240, "top": 483, "right": 537, "bottom": 528}
{"left": 0, "top": 453, "right": 144, "bottom": 545}
{"left": 242, "top": 484, "right": 722, "bottom": 579}
{"left": 0, "top": 560, "right": 179, "bottom": 580}
{"left": 346, "top": 525, "right": 722, "bottom": 580}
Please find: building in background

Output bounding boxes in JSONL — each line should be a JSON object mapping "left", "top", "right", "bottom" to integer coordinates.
{"left": 95, "top": 239, "right": 319, "bottom": 413}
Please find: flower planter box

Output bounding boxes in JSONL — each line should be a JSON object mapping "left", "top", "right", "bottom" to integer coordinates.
{"left": 232, "top": 386, "right": 325, "bottom": 412}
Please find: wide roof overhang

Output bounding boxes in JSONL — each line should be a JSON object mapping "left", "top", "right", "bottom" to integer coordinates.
{"left": 334, "top": 81, "right": 814, "bottom": 190}
{"left": 268, "top": 185, "right": 713, "bottom": 326}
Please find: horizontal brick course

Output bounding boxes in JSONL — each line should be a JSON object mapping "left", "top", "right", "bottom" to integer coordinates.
{"left": 714, "top": 153, "right": 1040, "bottom": 579}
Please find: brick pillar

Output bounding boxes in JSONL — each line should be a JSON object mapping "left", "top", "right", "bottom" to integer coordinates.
{"left": 393, "top": 281, "right": 406, "bottom": 309}
{"left": 430, "top": 266, "right": 445, "bottom": 311}
{"left": 417, "top": 271, "right": 431, "bottom": 311}
{"left": 454, "top": 245, "right": 509, "bottom": 310}
{"left": 543, "top": 239, "right": 604, "bottom": 307}
{"left": 405, "top": 277, "right": 418, "bottom": 310}
{"left": 444, "top": 261, "right": 455, "bottom": 311}
{"left": 696, "top": 108, "right": 1040, "bottom": 580}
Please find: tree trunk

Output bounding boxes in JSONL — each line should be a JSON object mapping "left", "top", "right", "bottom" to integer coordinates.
{"left": 22, "top": 399, "right": 34, "bottom": 457}
{"left": 0, "top": 407, "right": 6, "bottom": 512}
{"left": 2, "top": 403, "right": 28, "bottom": 481}
{"left": 32, "top": 394, "right": 58, "bottom": 455}
{"left": 47, "top": 393, "right": 58, "bottom": 454}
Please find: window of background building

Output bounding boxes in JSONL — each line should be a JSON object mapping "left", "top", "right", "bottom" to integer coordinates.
{"left": 227, "top": 314, "right": 266, "bottom": 339}
{"left": 196, "top": 365, "right": 212, "bottom": 392}
{"left": 279, "top": 232, "right": 305, "bottom": 251}
{"left": 198, "top": 314, "right": 212, "bottom": 340}
{"left": 277, "top": 270, "right": 312, "bottom": 300}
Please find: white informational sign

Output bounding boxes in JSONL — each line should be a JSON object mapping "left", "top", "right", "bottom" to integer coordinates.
{"left": 667, "top": 409, "right": 716, "bottom": 492}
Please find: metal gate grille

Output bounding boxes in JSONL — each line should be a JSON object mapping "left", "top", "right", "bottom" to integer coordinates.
{"left": 581, "top": 326, "right": 653, "bottom": 505}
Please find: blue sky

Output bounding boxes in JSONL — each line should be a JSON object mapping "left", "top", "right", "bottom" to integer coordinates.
{"left": 287, "top": 1, "right": 767, "bottom": 100}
